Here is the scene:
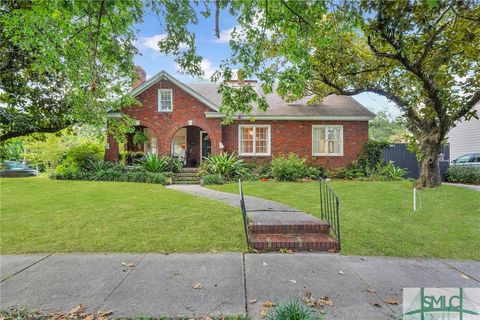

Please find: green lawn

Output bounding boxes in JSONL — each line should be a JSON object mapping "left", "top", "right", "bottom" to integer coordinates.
{"left": 209, "top": 180, "right": 480, "bottom": 260}
{"left": 0, "top": 177, "right": 246, "bottom": 253}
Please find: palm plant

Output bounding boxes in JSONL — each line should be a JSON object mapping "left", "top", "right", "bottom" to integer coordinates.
{"left": 141, "top": 154, "right": 170, "bottom": 173}
{"left": 200, "top": 152, "right": 248, "bottom": 180}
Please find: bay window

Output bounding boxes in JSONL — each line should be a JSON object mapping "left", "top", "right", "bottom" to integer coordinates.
{"left": 239, "top": 125, "right": 271, "bottom": 156}
{"left": 312, "top": 125, "right": 343, "bottom": 156}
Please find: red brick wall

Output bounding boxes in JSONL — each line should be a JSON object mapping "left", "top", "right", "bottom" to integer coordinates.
{"left": 105, "top": 79, "right": 223, "bottom": 162}
{"left": 222, "top": 120, "right": 369, "bottom": 169}
{"left": 105, "top": 79, "right": 369, "bottom": 169}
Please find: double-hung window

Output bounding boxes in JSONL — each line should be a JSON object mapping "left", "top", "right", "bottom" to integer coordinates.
{"left": 312, "top": 125, "right": 343, "bottom": 156}
{"left": 158, "top": 89, "right": 172, "bottom": 112}
{"left": 239, "top": 125, "right": 271, "bottom": 156}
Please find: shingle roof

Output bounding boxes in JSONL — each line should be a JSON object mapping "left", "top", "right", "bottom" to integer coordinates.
{"left": 188, "top": 82, "right": 375, "bottom": 118}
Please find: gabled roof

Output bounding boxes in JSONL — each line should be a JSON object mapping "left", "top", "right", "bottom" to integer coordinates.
{"left": 131, "top": 70, "right": 375, "bottom": 120}
{"left": 130, "top": 70, "right": 219, "bottom": 111}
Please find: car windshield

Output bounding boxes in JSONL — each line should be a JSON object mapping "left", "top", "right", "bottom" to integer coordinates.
{"left": 5, "top": 162, "right": 26, "bottom": 169}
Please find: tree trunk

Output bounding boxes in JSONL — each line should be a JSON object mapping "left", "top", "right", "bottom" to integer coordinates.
{"left": 416, "top": 136, "right": 443, "bottom": 188}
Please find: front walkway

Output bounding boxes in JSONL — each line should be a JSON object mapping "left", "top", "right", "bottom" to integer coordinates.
{"left": 167, "top": 184, "right": 319, "bottom": 222}
{"left": 1, "top": 253, "right": 479, "bottom": 319}
{"left": 443, "top": 182, "right": 480, "bottom": 191}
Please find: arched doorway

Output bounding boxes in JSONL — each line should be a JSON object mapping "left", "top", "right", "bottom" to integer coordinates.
{"left": 171, "top": 126, "right": 211, "bottom": 168}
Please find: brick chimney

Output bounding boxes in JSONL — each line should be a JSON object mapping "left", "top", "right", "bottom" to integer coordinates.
{"left": 133, "top": 65, "right": 146, "bottom": 88}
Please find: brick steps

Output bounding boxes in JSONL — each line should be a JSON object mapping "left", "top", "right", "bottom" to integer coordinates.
{"left": 249, "top": 220, "right": 330, "bottom": 234}
{"left": 172, "top": 168, "right": 200, "bottom": 185}
{"left": 248, "top": 221, "right": 338, "bottom": 252}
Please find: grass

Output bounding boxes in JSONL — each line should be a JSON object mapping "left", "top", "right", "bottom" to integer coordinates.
{"left": 0, "top": 176, "right": 246, "bottom": 253}
{"left": 208, "top": 180, "right": 480, "bottom": 260}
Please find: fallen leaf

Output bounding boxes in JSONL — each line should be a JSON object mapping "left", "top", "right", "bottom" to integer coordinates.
{"left": 289, "top": 279, "right": 297, "bottom": 284}
{"left": 67, "top": 304, "right": 87, "bottom": 316}
{"left": 262, "top": 261, "right": 268, "bottom": 266}
{"left": 174, "top": 272, "right": 182, "bottom": 276}
{"left": 251, "top": 248, "right": 261, "bottom": 254}
{"left": 259, "top": 308, "right": 268, "bottom": 318}
{"left": 204, "top": 316, "right": 213, "bottom": 320}
{"left": 84, "top": 315, "right": 94, "bottom": 320}
{"left": 318, "top": 296, "right": 333, "bottom": 306}
{"left": 121, "top": 261, "right": 135, "bottom": 268}
{"left": 384, "top": 298, "right": 400, "bottom": 305}
{"left": 461, "top": 273, "right": 470, "bottom": 280}
{"left": 369, "top": 299, "right": 382, "bottom": 307}
{"left": 327, "top": 248, "right": 336, "bottom": 253}
{"left": 193, "top": 283, "right": 204, "bottom": 289}
{"left": 305, "top": 290, "right": 312, "bottom": 299}
{"left": 338, "top": 270, "right": 344, "bottom": 275}
{"left": 367, "top": 288, "right": 376, "bottom": 293}
{"left": 263, "top": 301, "right": 276, "bottom": 308}
{"left": 360, "top": 258, "right": 366, "bottom": 261}
{"left": 98, "top": 310, "right": 114, "bottom": 317}
{"left": 248, "top": 299, "right": 257, "bottom": 304}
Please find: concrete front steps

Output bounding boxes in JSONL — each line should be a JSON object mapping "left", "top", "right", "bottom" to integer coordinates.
{"left": 248, "top": 220, "right": 339, "bottom": 252}
{"left": 172, "top": 168, "right": 200, "bottom": 185}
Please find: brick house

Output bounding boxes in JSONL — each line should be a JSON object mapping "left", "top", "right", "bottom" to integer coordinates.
{"left": 105, "top": 68, "right": 375, "bottom": 169}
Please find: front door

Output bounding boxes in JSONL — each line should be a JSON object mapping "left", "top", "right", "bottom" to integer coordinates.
{"left": 200, "top": 131, "right": 211, "bottom": 161}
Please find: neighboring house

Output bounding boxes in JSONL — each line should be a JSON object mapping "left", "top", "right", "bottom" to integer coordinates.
{"left": 105, "top": 67, "right": 375, "bottom": 169}
{"left": 448, "top": 103, "right": 480, "bottom": 162}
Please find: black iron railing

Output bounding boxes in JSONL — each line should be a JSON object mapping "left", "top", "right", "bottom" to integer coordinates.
{"left": 238, "top": 179, "right": 250, "bottom": 248}
{"left": 319, "top": 177, "right": 341, "bottom": 250}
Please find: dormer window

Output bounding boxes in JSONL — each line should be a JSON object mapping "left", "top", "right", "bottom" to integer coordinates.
{"left": 158, "top": 89, "right": 172, "bottom": 112}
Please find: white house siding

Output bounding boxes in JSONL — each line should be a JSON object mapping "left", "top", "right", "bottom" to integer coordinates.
{"left": 448, "top": 104, "right": 480, "bottom": 161}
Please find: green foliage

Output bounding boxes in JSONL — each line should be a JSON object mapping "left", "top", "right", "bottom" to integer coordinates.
{"left": 356, "top": 140, "right": 390, "bottom": 175}
{"left": 0, "top": 139, "right": 23, "bottom": 162}
{"left": 140, "top": 154, "right": 172, "bottom": 173}
{"left": 445, "top": 166, "right": 480, "bottom": 185}
{"left": 124, "top": 151, "right": 145, "bottom": 165}
{"left": 266, "top": 300, "right": 322, "bottom": 320}
{"left": 369, "top": 111, "right": 409, "bottom": 142}
{"left": 52, "top": 160, "right": 168, "bottom": 185}
{"left": 270, "top": 153, "right": 308, "bottom": 182}
{"left": 202, "top": 174, "right": 224, "bottom": 185}
{"left": 1, "top": 1, "right": 142, "bottom": 140}
{"left": 133, "top": 131, "right": 148, "bottom": 147}
{"left": 64, "top": 142, "right": 104, "bottom": 170}
{"left": 200, "top": 152, "right": 249, "bottom": 180}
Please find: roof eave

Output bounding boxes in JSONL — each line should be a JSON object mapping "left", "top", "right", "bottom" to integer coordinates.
{"left": 204, "top": 112, "right": 375, "bottom": 121}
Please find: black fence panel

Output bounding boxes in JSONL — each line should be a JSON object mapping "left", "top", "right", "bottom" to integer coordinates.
{"left": 382, "top": 143, "right": 450, "bottom": 180}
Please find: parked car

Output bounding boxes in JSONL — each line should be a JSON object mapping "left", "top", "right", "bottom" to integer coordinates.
{"left": 0, "top": 161, "right": 39, "bottom": 177}
{"left": 451, "top": 153, "right": 480, "bottom": 167}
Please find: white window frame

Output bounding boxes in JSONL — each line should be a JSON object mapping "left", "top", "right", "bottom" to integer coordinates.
{"left": 312, "top": 125, "right": 344, "bottom": 156}
{"left": 238, "top": 124, "right": 271, "bottom": 156}
{"left": 158, "top": 89, "right": 173, "bottom": 112}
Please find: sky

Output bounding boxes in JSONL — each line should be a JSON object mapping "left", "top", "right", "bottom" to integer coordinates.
{"left": 133, "top": 5, "right": 401, "bottom": 118}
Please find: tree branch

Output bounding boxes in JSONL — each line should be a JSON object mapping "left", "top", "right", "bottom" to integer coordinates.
{"left": 280, "top": 0, "right": 313, "bottom": 28}
{"left": 1, "top": 125, "right": 70, "bottom": 141}
{"left": 456, "top": 91, "right": 480, "bottom": 120}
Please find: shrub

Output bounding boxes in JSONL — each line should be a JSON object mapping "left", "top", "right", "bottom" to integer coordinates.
{"left": 65, "top": 142, "right": 104, "bottom": 170}
{"left": 133, "top": 131, "right": 148, "bottom": 147}
{"left": 445, "top": 166, "right": 480, "bottom": 185}
{"left": 124, "top": 151, "right": 145, "bottom": 165}
{"left": 270, "top": 153, "right": 308, "bottom": 181}
{"left": 304, "top": 166, "right": 326, "bottom": 179}
{"left": 356, "top": 140, "right": 390, "bottom": 175}
{"left": 169, "top": 157, "right": 184, "bottom": 173}
{"left": 266, "top": 300, "right": 321, "bottom": 320}
{"left": 200, "top": 152, "right": 249, "bottom": 180}
{"left": 377, "top": 162, "right": 407, "bottom": 180}
{"left": 140, "top": 154, "right": 170, "bottom": 173}
{"left": 202, "top": 174, "right": 224, "bottom": 185}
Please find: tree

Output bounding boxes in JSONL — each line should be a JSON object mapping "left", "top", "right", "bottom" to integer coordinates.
{"left": 1, "top": 0, "right": 140, "bottom": 140}
{"left": 369, "top": 111, "right": 409, "bottom": 142}
{"left": 158, "top": 0, "right": 480, "bottom": 188}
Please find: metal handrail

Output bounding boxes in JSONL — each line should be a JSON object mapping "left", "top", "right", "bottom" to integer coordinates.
{"left": 319, "top": 177, "right": 341, "bottom": 250}
{"left": 238, "top": 179, "right": 250, "bottom": 248}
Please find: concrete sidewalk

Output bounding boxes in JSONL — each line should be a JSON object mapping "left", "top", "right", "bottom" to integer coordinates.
{"left": 1, "top": 253, "right": 479, "bottom": 319}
